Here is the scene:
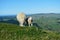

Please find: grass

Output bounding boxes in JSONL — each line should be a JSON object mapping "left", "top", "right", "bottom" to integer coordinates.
{"left": 0, "top": 23, "right": 60, "bottom": 40}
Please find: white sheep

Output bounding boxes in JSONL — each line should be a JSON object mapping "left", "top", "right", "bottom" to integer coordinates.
{"left": 16, "top": 12, "right": 26, "bottom": 26}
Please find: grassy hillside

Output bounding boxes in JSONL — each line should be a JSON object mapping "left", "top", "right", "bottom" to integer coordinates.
{"left": 0, "top": 23, "right": 60, "bottom": 40}
{"left": 0, "top": 14, "right": 60, "bottom": 32}
{"left": 0, "top": 13, "right": 60, "bottom": 32}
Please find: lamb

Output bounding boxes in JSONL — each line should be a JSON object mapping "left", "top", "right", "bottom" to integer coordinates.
{"left": 27, "top": 17, "right": 33, "bottom": 26}
{"left": 25, "top": 17, "right": 33, "bottom": 26}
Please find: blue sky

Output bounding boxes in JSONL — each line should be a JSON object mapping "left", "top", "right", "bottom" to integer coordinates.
{"left": 0, "top": 0, "right": 60, "bottom": 16}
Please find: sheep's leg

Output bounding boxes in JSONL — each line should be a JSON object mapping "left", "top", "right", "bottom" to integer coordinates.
{"left": 31, "top": 23, "right": 33, "bottom": 26}
{"left": 29, "top": 24, "right": 30, "bottom": 27}
{"left": 20, "top": 22, "right": 24, "bottom": 26}
{"left": 19, "top": 22, "right": 21, "bottom": 26}
{"left": 28, "top": 23, "right": 30, "bottom": 27}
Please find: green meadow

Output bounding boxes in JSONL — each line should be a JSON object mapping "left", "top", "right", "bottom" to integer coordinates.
{"left": 0, "top": 23, "right": 60, "bottom": 40}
